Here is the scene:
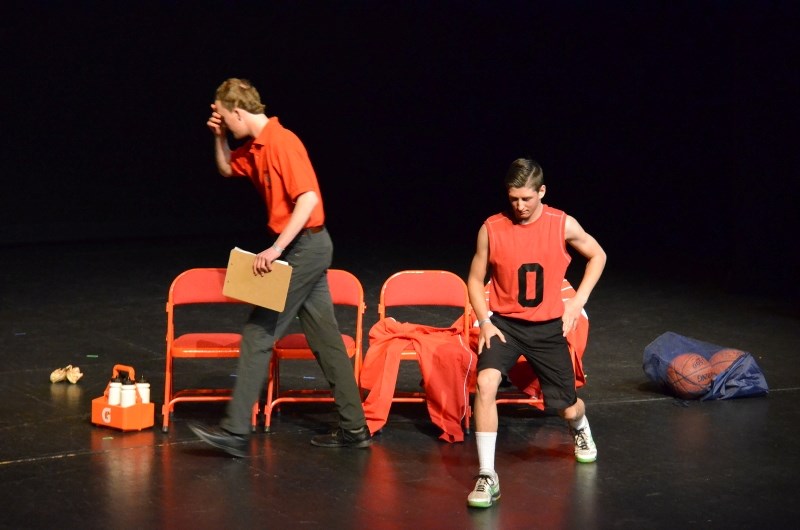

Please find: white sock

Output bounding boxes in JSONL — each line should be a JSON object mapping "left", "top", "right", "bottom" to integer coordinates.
{"left": 569, "top": 415, "right": 589, "bottom": 431}
{"left": 475, "top": 431, "right": 497, "bottom": 477}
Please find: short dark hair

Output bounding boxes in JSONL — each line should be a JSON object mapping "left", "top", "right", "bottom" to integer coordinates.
{"left": 504, "top": 158, "right": 544, "bottom": 190}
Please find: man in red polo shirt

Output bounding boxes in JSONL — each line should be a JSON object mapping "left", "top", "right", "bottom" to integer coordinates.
{"left": 466, "top": 158, "right": 606, "bottom": 507}
{"left": 189, "top": 78, "right": 370, "bottom": 455}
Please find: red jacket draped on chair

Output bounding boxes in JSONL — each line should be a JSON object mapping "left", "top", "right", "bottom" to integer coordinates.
{"left": 360, "top": 279, "right": 588, "bottom": 443}
{"left": 361, "top": 318, "right": 474, "bottom": 442}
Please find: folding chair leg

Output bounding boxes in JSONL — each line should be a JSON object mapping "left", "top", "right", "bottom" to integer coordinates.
{"left": 251, "top": 403, "right": 259, "bottom": 433}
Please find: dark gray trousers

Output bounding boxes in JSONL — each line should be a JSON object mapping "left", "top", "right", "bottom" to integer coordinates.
{"left": 221, "top": 228, "right": 366, "bottom": 434}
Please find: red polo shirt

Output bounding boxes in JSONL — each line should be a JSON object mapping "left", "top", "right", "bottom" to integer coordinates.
{"left": 228, "top": 117, "right": 325, "bottom": 234}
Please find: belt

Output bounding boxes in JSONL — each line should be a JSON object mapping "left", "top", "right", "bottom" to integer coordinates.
{"left": 301, "top": 225, "right": 325, "bottom": 236}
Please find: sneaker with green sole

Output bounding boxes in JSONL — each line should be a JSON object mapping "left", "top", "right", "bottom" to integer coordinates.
{"left": 467, "top": 473, "right": 501, "bottom": 508}
{"left": 571, "top": 425, "right": 598, "bottom": 463}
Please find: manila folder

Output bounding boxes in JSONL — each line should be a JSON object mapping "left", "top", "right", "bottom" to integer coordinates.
{"left": 223, "top": 247, "right": 293, "bottom": 311}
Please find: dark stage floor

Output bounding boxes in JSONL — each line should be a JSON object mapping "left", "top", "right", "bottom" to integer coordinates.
{"left": 1, "top": 235, "right": 798, "bottom": 530}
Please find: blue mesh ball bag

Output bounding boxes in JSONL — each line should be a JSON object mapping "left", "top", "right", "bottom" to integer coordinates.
{"left": 642, "top": 331, "right": 768, "bottom": 400}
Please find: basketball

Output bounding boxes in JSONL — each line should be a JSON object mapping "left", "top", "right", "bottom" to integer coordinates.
{"left": 666, "top": 353, "right": 713, "bottom": 399}
{"left": 709, "top": 348, "right": 745, "bottom": 378}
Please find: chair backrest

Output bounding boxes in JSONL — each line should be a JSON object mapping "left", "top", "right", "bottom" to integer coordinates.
{"left": 327, "top": 269, "right": 365, "bottom": 308}
{"left": 166, "top": 268, "right": 245, "bottom": 342}
{"left": 379, "top": 270, "right": 470, "bottom": 337}
{"left": 168, "top": 268, "right": 238, "bottom": 306}
{"left": 327, "top": 268, "right": 366, "bottom": 351}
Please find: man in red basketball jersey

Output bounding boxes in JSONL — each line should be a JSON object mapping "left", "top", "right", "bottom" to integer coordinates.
{"left": 188, "top": 78, "right": 370, "bottom": 455}
{"left": 466, "top": 158, "right": 606, "bottom": 508}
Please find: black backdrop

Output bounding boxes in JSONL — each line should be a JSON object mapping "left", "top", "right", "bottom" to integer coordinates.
{"left": 2, "top": 1, "right": 797, "bottom": 295}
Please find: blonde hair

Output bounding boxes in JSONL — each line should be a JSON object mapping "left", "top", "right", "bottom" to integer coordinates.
{"left": 215, "top": 78, "right": 266, "bottom": 114}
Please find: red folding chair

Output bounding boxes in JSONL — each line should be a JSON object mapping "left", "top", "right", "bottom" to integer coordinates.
{"left": 162, "top": 268, "right": 257, "bottom": 432}
{"left": 263, "top": 269, "right": 365, "bottom": 432}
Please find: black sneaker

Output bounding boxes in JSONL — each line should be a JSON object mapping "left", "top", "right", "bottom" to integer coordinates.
{"left": 310, "top": 426, "right": 372, "bottom": 448}
{"left": 188, "top": 422, "right": 249, "bottom": 458}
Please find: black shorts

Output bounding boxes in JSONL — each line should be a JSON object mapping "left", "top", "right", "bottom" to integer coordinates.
{"left": 477, "top": 314, "right": 577, "bottom": 410}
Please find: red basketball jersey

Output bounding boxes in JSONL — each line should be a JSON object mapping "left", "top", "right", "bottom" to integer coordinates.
{"left": 485, "top": 205, "right": 571, "bottom": 322}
